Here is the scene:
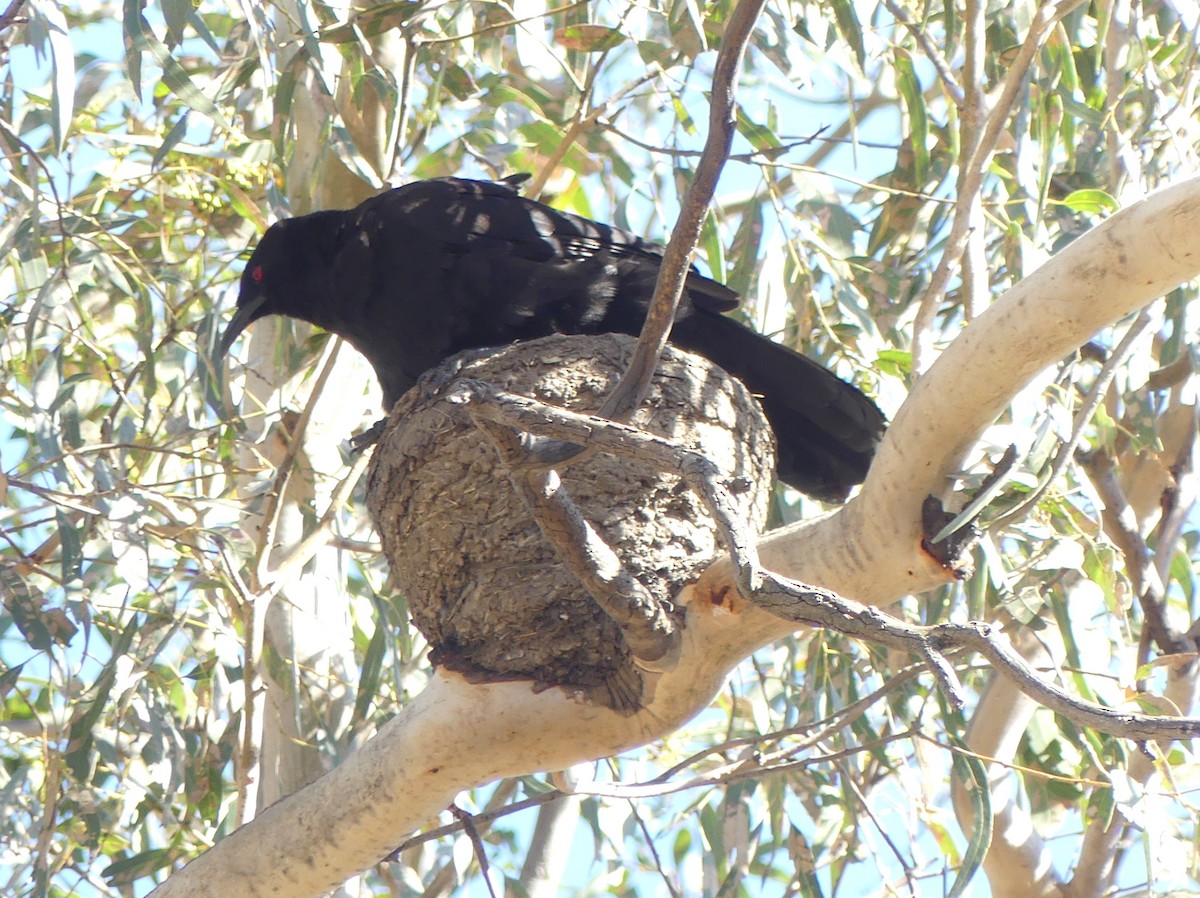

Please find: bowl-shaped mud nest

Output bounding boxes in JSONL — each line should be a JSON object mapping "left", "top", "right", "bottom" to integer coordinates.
{"left": 366, "top": 333, "right": 776, "bottom": 710}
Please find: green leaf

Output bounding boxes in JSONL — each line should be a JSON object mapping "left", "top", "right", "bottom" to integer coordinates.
{"left": 667, "top": 0, "right": 707, "bottom": 59}
{"left": 1056, "top": 188, "right": 1119, "bottom": 214}
{"left": 481, "top": 78, "right": 557, "bottom": 120}
{"left": 874, "top": 347, "right": 913, "bottom": 375}
{"left": 792, "top": 16, "right": 814, "bottom": 44}
{"left": 65, "top": 617, "right": 139, "bottom": 779}
{"left": 162, "top": 0, "right": 189, "bottom": 46}
{"left": 352, "top": 620, "right": 386, "bottom": 724}
{"left": 1084, "top": 777, "right": 1116, "bottom": 830}
{"left": 788, "top": 826, "right": 824, "bottom": 898}
{"left": 829, "top": 0, "right": 866, "bottom": 69}
{"left": 948, "top": 740, "right": 991, "bottom": 896}
{"left": 103, "top": 848, "right": 176, "bottom": 885}
{"left": 672, "top": 96, "right": 696, "bottom": 135}
{"left": 122, "top": 0, "right": 228, "bottom": 125}
{"left": 554, "top": 24, "right": 626, "bottom": 53}
{"left": 735, "top": 107, "right": 782, "bottom": 153}
{"left": 1168, "top": 543, "right": 1195, "bottom": 604}
{"left": 120, "top": 0, "right": 144, "bottom": 99}
{"left": 151, "top": 112, "right": 191, "bottom": 169}
{"left": 316, "top": 1, "right": 425, "bottom": 43}
{"left": 57, "top": 509, "right": 83, "bottom": 585}
{"left": 3, "top": 572, "right": 77, "bottom": 651}
{"left": 725, "top": 197, "right": 763, "bottom": 297}
{"left": 187, "top": 6, "right": 222, "bottom": 53}
{"left": 441, "top": 62, "right": 479, "bottom": 101}
{"left": 894, "top": 49, "right": 928, "bottom": 183}
{"left": 35, "top": 0, "right": 75, "bottom": 154}
{"left": 0, "top": 660, "right": 29, "bottom": 698}
{"left": 327, "top": 119, "right": 384, "bottom": 189}
{"left": 638, "top": 38, "right": 676, "bottom": 68}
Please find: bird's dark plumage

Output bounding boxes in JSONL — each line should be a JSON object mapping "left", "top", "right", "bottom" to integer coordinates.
{"left": 220, "top": 175, "right": 885, "bottom": 501}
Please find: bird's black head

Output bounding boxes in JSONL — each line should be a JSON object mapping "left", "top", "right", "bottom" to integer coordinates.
{"left": 217, "top": 211, "right": 345, "bottom": 358}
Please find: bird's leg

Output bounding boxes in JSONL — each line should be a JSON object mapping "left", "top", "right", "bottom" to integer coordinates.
{"left": 349, "top": 418, "right": 387, "bottom": 454}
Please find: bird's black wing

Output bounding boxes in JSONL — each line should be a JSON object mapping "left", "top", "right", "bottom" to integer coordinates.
{"left": 344, "top": 176, "right": 738, "bottom": 310}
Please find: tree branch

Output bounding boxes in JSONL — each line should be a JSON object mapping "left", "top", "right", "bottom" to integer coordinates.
{"left": 0, "top": 0, "right": 29, "bottom": 48}
{"left": 472, "top": 411, "right": 680, "bottom": 684}
{"left": 455, "top": 379, "right": 765, "bottom": 598}
{"left": 911, "top": 0, "right": 1089, "bottom": 373}
{"left": 447, "top": 377, "right": 1200, "bottom": 741}
{"left": 599, "top": 0, "right": 766, "bottom": 421}
{"left": 751, "top": 175, "right": 1200, "bottom": 602}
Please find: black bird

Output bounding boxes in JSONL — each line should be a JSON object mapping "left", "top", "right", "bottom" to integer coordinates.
{"left": 218, "top": 175, "right": 885, "bottom": 501}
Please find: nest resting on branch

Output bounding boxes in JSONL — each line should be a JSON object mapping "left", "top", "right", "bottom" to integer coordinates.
{"left": 366, "top": 333, "right": 776, "bottom": 711}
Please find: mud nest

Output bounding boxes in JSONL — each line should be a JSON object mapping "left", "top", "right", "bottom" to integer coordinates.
{"left": 366, "top": 333, "right": 776, "bottom": 709}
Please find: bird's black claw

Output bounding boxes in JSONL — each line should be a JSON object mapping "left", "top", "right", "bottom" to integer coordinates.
{"left": 350, "top": 418, "right": 387, "bottom": 454}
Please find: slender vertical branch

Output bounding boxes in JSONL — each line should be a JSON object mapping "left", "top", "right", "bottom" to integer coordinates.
{"left": 912, "top": 0, "right": 1089, "bottom": 373}
{"left": 958, "top": 0, "right": 987, "bottom": 322}
{"left": 597, "top": 0, "right": 768, "bottom": 422}
{"left": 252, "top": 337, "right": 343, "bottom": 588}
{"left": 0, "top": 0, "right": 27, "bottom": 40}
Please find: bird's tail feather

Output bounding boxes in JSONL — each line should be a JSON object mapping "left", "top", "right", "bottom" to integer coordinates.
{"left": 669, "top": 311, "right": 884, "bottom": 501}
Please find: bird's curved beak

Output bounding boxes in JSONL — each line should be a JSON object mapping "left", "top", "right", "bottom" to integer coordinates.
{"left": 217, "top": 294, "right": 269, "bottom": 358}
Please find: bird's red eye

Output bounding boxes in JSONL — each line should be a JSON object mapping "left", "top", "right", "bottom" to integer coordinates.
{"left": 251, "top": 265, "right": 264, "bottom": 283}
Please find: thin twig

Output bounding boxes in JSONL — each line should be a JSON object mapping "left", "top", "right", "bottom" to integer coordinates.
{"left": 469, "top": 407, "right": 680, "bottom": 677}
{"left": 526, "top": 68, "right": 662, "bottom": 199}
{"left": 448, "top": 806, "right": 499, "bottom": 898}
{"left": 957, "top": 0, "right": 988, "bottom": 323}
{"left": 911, "top": 0, "right": 1089, "bottom": 373}
{"left": 257, "top": 449, "right": 372, "bottom": 594}
{"left": 0, "top": 0, "right": 29, "bottom": 45}
{"left": 570, "top": 732, "right": 914, "bottom": 800}
{"left": 754, "top": 570, "right": 1200, "bottom": 741}
{"left": 417, "top": 0, "right": 591, "bottom": 47}
{"left": 251, "top": 337, "right": 343, "bottom": 587}
{"left": 991, "top": 309, "right": 1153, "bottom": 531}
{"left": 1080, "top": 449, "right": 1179, "bottom": 654}
{"left": 1153, "top": 400, "right": 1199, "bottom": 599}
{"left": 604, "top": 120, "right": 825, "bottom": 163}
{"left": 217, "top": 537, "right": 265, "bottom": 827}
{"left": 453, "top": 379, "right": 764, "bottom": 598}
{"left": 390, "top": 34, "right": 418, "bottom": 179}
{"left": 596, "top": 0, "right": 767, "bottom": 424}
{"left": 883, "top": 0, "right": 963, "bottom": 103}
